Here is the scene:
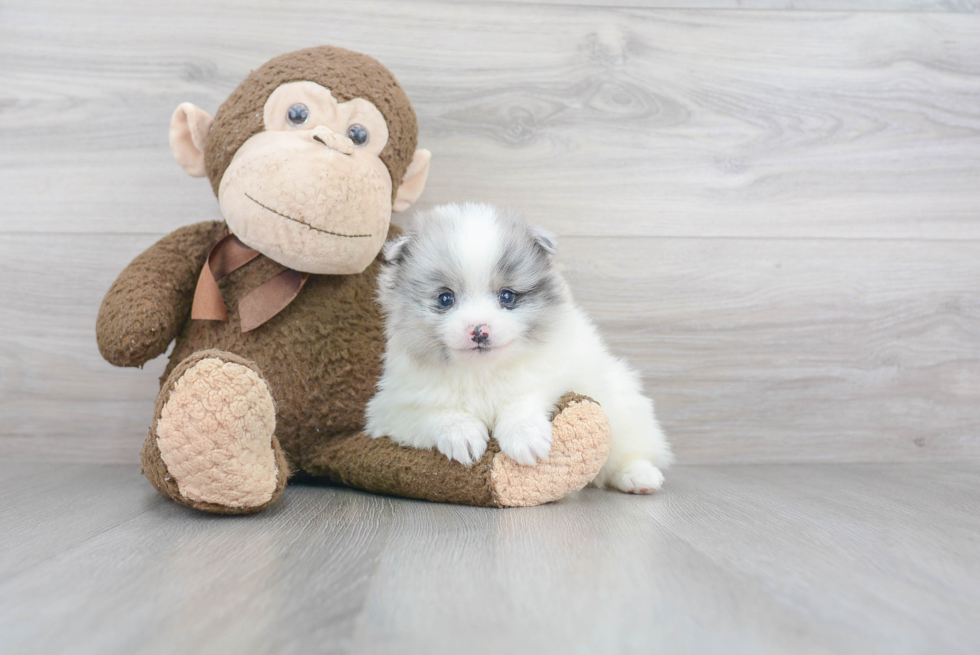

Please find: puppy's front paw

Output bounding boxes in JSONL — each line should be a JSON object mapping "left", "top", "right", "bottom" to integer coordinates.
{"left": 436, "top": 416, "right": 489, "bottom": 467}
{"left": 494, "top": 413, "right": 553, "bottom": 467}
{"left": 612, "top": 460, "right": 664, "bottom": 494}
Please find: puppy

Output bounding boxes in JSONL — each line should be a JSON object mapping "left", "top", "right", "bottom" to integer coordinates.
{"left": 365, "top": 203, "right": 673, "bottom": 493}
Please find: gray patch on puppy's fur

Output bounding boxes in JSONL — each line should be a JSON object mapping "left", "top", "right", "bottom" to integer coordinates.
{"left": 489, "top": 209, "right": 566, "bottom": 344}
{"left": 378, "top": 211, "right": 465, "bottom": 362}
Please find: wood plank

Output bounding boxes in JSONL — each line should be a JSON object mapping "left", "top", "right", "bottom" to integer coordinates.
{"left": 350, "top": 489, "right": 845, "bottom": 654}
{"left": 1, "top": 3, "right": 978, "bottom": 239}
{"left": 561, "top": 236, "right": 980, "bottom": 464}
{"left": 641, "top": 463, "right": 980, "bottom": 654}
{"left": 0, "top": 233, "right": 168, "bottom": 464}
{"left": 1, "top": 233, "right": 977, "bottom": 465}
{"left": 349, "top": 463, "right": 980, "bottom": 654}
{"left": 0, "top": 470, "right": 396, "bottom": 654}
{"left": 0, "top": 462, "right": 163, "bottom": 583}
{"left": 452, "top": 0, "right": 980, "bottom": 11}
{"left": 1, "top": 462, "right": 975, "bottom": 654}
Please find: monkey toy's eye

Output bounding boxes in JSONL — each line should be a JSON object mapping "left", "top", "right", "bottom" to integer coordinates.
{"left": 346, "top": 123, "right": 370, "bottom": 146}
{"left": 286, "top": 103, "right": 309, "bottom": 126}
{"left": 498, "top": 289, "right": 517, "bottom": 307}
{"left": 437, "top": 291, "right": 455, "bottom": 309}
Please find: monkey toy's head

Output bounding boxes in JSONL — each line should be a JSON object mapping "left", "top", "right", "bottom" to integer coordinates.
{"left": 169, "top": 46, "right": 430, "bottom": 275}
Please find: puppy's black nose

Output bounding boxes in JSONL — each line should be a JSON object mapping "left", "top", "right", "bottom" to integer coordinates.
{"left": 471, "top": 324, "right": 490, "bottom": 345}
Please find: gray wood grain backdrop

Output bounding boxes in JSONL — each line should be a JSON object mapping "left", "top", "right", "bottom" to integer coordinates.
{"left": 1, "top": 0, "right": 978, "bottom": 465}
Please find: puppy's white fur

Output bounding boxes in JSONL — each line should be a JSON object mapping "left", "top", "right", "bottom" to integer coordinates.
{"left": 366, "top": 203, "right": 673, "bottom": 493}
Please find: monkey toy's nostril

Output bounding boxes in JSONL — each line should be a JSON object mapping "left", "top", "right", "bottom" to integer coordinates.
{"left": 313, "top": 134, "right": 327, "bottom": 146}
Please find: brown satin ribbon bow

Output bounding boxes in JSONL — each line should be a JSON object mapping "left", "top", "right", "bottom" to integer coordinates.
{"left": 191, "top": 234, "right": 309, "bottom": 333}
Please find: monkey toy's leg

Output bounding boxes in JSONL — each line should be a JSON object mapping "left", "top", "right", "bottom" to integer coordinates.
{"left": 301, "top": 393, "right": 612, "bottom": 508}
{"left": 141, "top": 349, "right": 289, "bottom": 514}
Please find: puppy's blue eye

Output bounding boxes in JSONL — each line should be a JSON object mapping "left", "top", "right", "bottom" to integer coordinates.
{"left": 437, "top": 291, "right": 455, "bottom": 308}
{"left": 499, "top": 289, "right": 516, "bottom": 307}
{"left": 286, "top": 103, "right": 309, "bottom": 126}
{"left": 346, "top": 123, "right": 369, "bottom": 146}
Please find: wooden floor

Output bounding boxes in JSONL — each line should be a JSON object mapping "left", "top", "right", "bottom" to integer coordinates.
{"left": 1, "top": 461, "right": 977, "bottom": 654}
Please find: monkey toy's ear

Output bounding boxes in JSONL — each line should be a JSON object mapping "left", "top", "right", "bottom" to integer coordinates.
{"left": 169, "top": 102, "right": 214, "bottom": 178}
{"left": 392, "top": 149, "right": 432, "bottom": 213}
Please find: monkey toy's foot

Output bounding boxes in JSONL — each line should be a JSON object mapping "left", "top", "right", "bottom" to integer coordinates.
{"left": 141, "top": 349, "right": 289, "bottom": 514}
{"left": 303, "top": 393, "right": 611, "bottom": 508}
{"left": 488, "top": 393, "right": 611, "bottom": 507}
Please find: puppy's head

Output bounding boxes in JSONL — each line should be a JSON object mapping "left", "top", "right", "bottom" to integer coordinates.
{"left": 378, "top": 202, "right": 568, "bottom": 365}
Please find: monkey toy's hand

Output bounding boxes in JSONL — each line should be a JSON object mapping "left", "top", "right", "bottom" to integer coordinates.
{"left": 96, "top": 221, "right": 226, "bottom": 368}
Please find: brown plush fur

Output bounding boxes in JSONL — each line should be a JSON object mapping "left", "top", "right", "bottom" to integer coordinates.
{"left": 302, "top": 393, "right": 607, "bottom": 507}
{"left": 97, "top": 221, "right": 227, "bottom": 368}
{"left": 303, "top": 431, "right": 500, "bottom": 506}
{"left": 109, "top": 220, "right": 391, "bottom": 513}
{"left": 204, "top": 46, "right": 418, "bottom": 200}
{"left": 166, "top": 223, "right": 391, "bottom": 468}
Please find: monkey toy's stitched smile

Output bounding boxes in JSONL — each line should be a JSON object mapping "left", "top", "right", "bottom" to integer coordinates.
{"left": 244, "top": 193, "right": 372, "bottom": 239}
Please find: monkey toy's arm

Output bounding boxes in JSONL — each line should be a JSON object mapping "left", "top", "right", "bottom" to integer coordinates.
{"left": 96, "top": 221, "right": 226, "bottom": 368}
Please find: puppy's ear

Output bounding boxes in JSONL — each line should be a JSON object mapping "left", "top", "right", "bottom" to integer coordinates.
{"left": 531, "top": 225, "right": 558, "bottom": 256}
{"left": 383, "top": 234, "right": 412, "bottom": 264}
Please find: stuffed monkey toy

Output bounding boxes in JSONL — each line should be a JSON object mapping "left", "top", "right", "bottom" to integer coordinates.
{"left": 96, "top": 46, "right": 611, "bottom": 514}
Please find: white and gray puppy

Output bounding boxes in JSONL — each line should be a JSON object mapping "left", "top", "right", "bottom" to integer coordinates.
{"left": 365, "top": 203, "right": 673, "bottom": 493}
